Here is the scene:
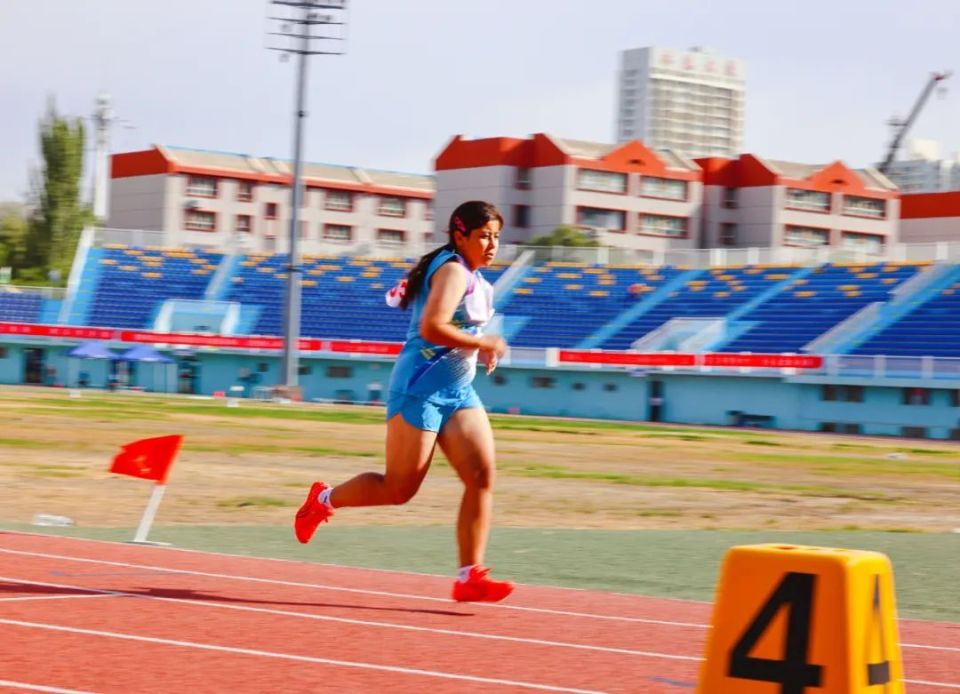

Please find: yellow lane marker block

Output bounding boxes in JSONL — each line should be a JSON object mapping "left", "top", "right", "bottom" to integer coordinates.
{"left": 698, "top": 544, "right": 903, "bottom": 693}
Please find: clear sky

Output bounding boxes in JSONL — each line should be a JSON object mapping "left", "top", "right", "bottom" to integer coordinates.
{"left": 0, "top": 0, "right": 957, "bottom": 202}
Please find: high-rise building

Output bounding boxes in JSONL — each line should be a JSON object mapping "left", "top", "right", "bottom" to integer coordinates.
{"left": 880, "top": 139, "right": 960, "bottom": 193}
{"left": 616, "top": 46, "right": 745, "bottom": 159}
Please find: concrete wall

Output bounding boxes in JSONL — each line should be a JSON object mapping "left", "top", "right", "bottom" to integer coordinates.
{"left": 900, "top": 217, "right": 960, "bottom": 244}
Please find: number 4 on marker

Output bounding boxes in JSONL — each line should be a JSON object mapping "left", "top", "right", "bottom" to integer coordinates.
{"left": 866, "top": 575, "right": 892, "bottom": 687}
{"left": 727, "top": 572, "right": 823, "bottom": 694}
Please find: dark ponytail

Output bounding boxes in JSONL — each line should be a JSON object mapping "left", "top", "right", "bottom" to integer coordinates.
{"left": 399, "top": 200, "right": 503, "bottom": 309}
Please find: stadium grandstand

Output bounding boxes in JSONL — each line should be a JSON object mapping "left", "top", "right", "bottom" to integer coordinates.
{"left": 1, "top": 231, "right": 959, "bottom": 439}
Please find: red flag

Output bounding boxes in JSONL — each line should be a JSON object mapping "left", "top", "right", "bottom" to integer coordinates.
{"left": 109, "top": 435, "right": 182, "bottom": 484}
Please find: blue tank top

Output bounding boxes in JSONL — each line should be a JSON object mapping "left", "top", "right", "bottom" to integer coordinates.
{"left": 388, "top": 249, "right": 494, "bottom": 400}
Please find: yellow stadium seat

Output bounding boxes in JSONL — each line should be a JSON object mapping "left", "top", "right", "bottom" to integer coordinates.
{"left": 589, "top": 290, "right": 608, "bottom": 297}
{"left": 120, "top": 265, "right": 137, "bottom": 272}
{"left": 565, "top": 284, "right": 583, "bottom": 290}
{"left": 523, "top": 277, "right": 541, "bottom": 283}
{"left": 337, "top": 276, "right": 355, "bottom": 282}
{"left": 142, "top": 272, "right": 162, "bottom": 279}
{"left": 794, "top": 290, "right": 815, "bottom": 298}
{"left": 100, "top": 258, "right": 117, "bottom": 265}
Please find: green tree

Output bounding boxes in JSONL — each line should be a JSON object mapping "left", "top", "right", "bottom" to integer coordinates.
{"left": 0, "top": 208, "right": 28, "bottom": 271}
{"left": 529, "top": 225, "right": 600, "bottom": 247}
{"left": 23, "top": 101, "right": 91, "bottom": 284}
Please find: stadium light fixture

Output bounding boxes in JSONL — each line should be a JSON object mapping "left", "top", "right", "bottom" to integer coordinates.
{"left": 265, "top": 0, "right": 348, "bottom": 392}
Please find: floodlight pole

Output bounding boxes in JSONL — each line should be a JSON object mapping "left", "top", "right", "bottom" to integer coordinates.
{"left": 267, "top": 0, "right": 347, "bottom": 391}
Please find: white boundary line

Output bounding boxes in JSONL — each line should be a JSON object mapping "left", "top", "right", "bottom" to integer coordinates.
{"left": 0, "top": 618, "right": 608, "bottom": 694}
{"left": 0, "top": 680, "right": 97, "bottom": 694}
{"left": 906, "top": 680, "right": 960, "bottom": 690}
{"left": 0, "top": 576, "right": 699, "bottom": 661}
{"left": 0, "top": 594, "right": 114, "bottom": 604}
{"left": 1, "top": 546, "right": 957, "bottom": 655}
{"left": 2, "top": 529, "right": 711, "bottom": 603}
{"left": 0, "top": 547, "right": 704, "bottom": 627}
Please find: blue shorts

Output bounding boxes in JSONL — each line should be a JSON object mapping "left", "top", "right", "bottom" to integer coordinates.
{"left": 386, "top": 387, "right": 483, "bottom": 433}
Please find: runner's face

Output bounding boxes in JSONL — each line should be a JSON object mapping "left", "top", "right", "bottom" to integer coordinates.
{"left": 455, "top": 219, "right": 501, "bottom": 270}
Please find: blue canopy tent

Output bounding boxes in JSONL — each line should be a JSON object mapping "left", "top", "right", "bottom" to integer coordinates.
{"left": 66, "top": 341, "right": 118, "bottom": 389}
{"left": 119, "top": 344, "right": 176, "bottom": 393}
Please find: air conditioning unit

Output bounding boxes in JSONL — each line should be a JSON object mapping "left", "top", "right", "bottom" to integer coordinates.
{"left": 184, "top": 200, "right": 201, "bottom": 210}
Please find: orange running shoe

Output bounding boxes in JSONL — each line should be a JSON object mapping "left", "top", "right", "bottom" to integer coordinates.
{"left": 294, "top": 481, "right": 334, "bottom": 544}
{"left": 452, "top": 566, "right": 514, "bottom": 603}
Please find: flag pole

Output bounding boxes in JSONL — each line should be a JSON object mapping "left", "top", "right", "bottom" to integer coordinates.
{"left": 132, "top": 483, "right": 169, "bottom": 545}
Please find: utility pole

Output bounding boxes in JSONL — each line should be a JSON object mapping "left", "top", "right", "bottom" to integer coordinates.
{"left": 91, "top": 93, "right": 115, "bottom": 221}
{"left": 266, "top": 0, "right": 348, "bottom": 393}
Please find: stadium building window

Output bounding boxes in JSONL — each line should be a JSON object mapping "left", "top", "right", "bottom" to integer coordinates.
{"left": 513, "top": 205, "right": 530, "bottom": 229}
{"left": 298, "top": 365, "right": 312, "bottom": 376}
{"left": 492, "top": 373, "right": 507, "bottom": 386}
{"left": 818, "top": 422, "right": 837, "bottom": 433}
{"left": 640, "top": 176, "right": 687, "bottom": 201}
{"left": 186, "top": 175, "right": 218, "bottom": 198}
{"left": 236, "top": 180, "right": 254, "bottom": 202}
{"left": 821, "top": 385, "right": 837, "bottom": 401}
{"left": 184, "top": 210, "right": 216, "bottom": 232}
{"left": 378, "top": 196, "right": 406, "bottom": 217}
{"left": 257, "top": 362, "right": 270, "bottom": 373}
{"left": 578, "top": 169, "right": 627, "bottom": 194}
{"left": 841, "top": 231, "right": 885, "bottom": 254}
{"left": 324, "top": 224, "right": 352, "bottom": 242}
{"left": 638, "top": 213, "right": 687, "bottom": 238}
{"left": 902, "top": 387, "right": 930, "bottom": 406}
{"left": 719, "top": 223, "right": 737, "bottom": 247}
{"left": 784, "top": 225, "right": 829, "bottom": 247}
{"left": 515, "top": 168, "right": 531, "bottom": 189}
{"left": 952, "top": 390, "right": 960, "bottom": 407}
{"left": 843, "top": 195, "right": 886, "bottom": 219}
{"left": 235, "top": 215, "right": 252, "bottom": 234}
{"left": 326, "top": 365, "right": 353, "bottom": 378}
{"left": 0, "top": 347, "right": 7, "bottom": 359}
{"left": 572, "top": 382, "right": 586, "bottom": 391}
{"left": 785, "top": 188, "right": 830, "bottom": 212}
{"left": 531, "top": 376, "right": 555, "bottom": 389}
{"left": 264, "top": 202, "right": 278, "bottom": 220}
{"left": 603, "top": 383, "right": 619, "bottom": 392}
{"left": 841, "top": 423, "right": 862, "bottom": 434}
{"left": 902, "top": 426, "right": 927, "bottom": 439}
{"left": 722, "top": 187, "right": 738, "bottom": 209}
{"left": 325, "top": 190, "right": 354, "bottom": 212}
{"left": 423, "top": 202, "right": 433, "bottom": 221}
{"left": 577, "top": 207, "right": 626, "bottom": 232}
{"left": 377, "top": 229, "right": 405, "bottom": 245}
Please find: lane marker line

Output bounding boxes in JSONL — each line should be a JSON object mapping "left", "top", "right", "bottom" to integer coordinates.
{"left": 2, "top": 547, "right": 956, "bottom": 655}
{"left": 1, "top": 529, "right": 710, "bottom": 602}
{"left": 0, "top": 576, "right": 699, "bottom": 661}
{"left": 905, "top": 680, "right": 960, "bottom": 690}
{"left": 0, "top": 618, "right": 608, "bottom": 694}
{"left": 0, "top": 547, "right": 703, "bottom": 626}
{"left": 0, "top": 594, "right": 114, "bottom": 603}
{"left": 0, "top": 679, "right": 97, "bottom": 694}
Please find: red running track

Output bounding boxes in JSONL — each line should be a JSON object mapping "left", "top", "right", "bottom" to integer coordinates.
{"left": 0, "top": 531, "right": 957, "bottom": 693}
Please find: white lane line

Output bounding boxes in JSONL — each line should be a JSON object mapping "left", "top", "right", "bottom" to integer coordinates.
{"left": 1, "top": 548, "right": 957, "bottom": 653}
{"left": 0, "top": 576, "right": 699, "bottom": 661}
{"left": 0, "top": 618, "right": 608, "bottom": 694}
{"left": 0, "top": 547, "right": 702, "bottom": 626}
{"left": 905, "top": 680, "right": 960, "bottom": 690}
{"left": 0, "top": 679, "right": 97, "bottom": 693}
{"left": 0, "top": 594, "right": 113, "bottom": 603}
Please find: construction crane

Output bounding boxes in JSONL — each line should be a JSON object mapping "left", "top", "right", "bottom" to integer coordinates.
{"left": 878, "top": 71, "right": 951, "bottom": 174}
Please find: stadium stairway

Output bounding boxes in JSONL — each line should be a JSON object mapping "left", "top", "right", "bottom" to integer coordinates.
{"left": 846, "top": 263, "right": 960, "bottom": 358}
{"left": 62, "top": 246, "right": 104, "bottom": 326}
{"left": 204, "top": 253, "right": 243, "bottom": 301}
{"left": 716, "top": 262, "right": 923, "bottom": 354}
{"left": 597, "top": 265, "right": 809, "bottom": 351}
{"left": 575, "top": 269, "right": 699, "bottom": 349}
{"left": 807, "top": 262, "right": 960, "bottom": 355}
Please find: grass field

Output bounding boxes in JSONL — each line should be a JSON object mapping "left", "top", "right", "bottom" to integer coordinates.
{"left": 2, "top": 385, "right": 958, "bottom": 620}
